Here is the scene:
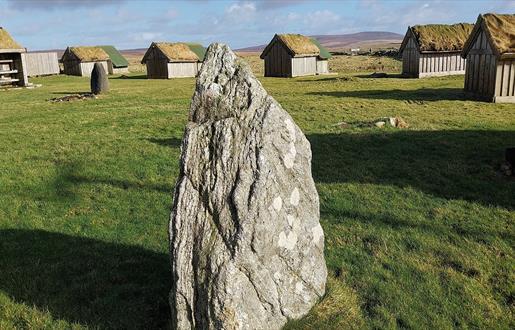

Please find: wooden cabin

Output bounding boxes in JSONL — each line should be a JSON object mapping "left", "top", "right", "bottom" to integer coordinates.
{"left": 141, "top": 42, "right": 206, "bottom": 79}
{"left": 23, "top": 52, "right": 60, "bottom": 77}
{"left": 98, "top": 45, "right": 129, "bottom": 74}
{"left": 260, "top": 34, "right": 331, "bottom": 77}
{"left": 0, "top": 27, "right": 29, "bottom": 87}
{"left": 399, "top": 23, "right": 473, "bottom": 78}
{"left": 462, "top": 13, "right": 515, "bottom": 103}
{"left": 61, "top": 46, "right": 109, "bottom": 77}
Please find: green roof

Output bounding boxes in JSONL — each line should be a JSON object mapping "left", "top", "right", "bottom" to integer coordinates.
{"left": 310, "top": 38, "right": 332, "bottom": 59}
{"left": 98, "top": 45, "right": 129, "bottom": 68}
{"left": 185, "top": 43, "right": 207, "bottom": 61}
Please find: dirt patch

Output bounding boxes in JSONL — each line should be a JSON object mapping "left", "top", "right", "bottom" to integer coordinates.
{"left": 49, "top": 93, "right": 97, "bottom": 102}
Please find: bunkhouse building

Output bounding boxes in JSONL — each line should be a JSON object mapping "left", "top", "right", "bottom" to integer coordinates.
{"left": 260, "top": 34, "right": 332, "bottom": 78}
{"left": 0, "top": 27, "right": 29, "bottom": 87}
{"left": 141, "top": 42, "right": 206, "bottom": 79}
{"left": 462, "top": 13, "right": 515, "bottom": 103}
{"left": 399, "top": 23, "right": 474, "bottom": 78}
{"left": 61, "top": 46, "right": 110, "bottom": 77}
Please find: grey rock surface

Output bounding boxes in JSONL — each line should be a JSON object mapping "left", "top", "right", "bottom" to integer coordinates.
{"left": 90, "top": 62, "right": 109, "bottom": 95}
{"left": 169, "top": 43, "right": 327, "bottom": 330}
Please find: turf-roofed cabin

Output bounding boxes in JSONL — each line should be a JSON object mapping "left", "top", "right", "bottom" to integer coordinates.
{"left": 0, "top": 27, "right": 28, "bottom": 87}
{"left": 462, "top": 13, "right": 515, "bottom": 103}
{"left": 141, "top": 42, "right": 206, "bottom": 79}
{"left": 98, "top": 45, "right": 129, "bottom": 74}
{"left": 399, "top": 23, "right": 473, "bottom": 78}
{"left": 61, "top": 46, "right": 110, "bottom": 77}
{"left": 260, "top": 34, "right": 331, "bottom": 78}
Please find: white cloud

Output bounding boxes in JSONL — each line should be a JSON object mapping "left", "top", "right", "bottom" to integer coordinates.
{"left": 226, "top": 1, "right": 256, "bottom": 15}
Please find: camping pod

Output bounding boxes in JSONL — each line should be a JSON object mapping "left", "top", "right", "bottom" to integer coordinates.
{"left": 462, "top": 13, "right": 515, "bottom": 103}
{"left": 399, "top": 23, "right": 473, "bottom": 78}
{"left": 260, "top": 34, "right": 332, "bottom": 78}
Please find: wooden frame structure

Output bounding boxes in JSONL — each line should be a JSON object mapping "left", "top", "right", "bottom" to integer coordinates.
{"left": 0, "top": 27, "right": 29, "bottom": 87}
{"left": 141, "top": 42, "right": 206, "bottom": 79}
{"left": 260, "top": 34, "right": 331, "bottom": 78}
{"left": 61, "top": 46, "right": 110, "bottom": 77}
{"left": 462, "top": 13, "right": 515, "bottom": 103}
{"left": 399, "top": 24, "right": 473, "bottom": 78}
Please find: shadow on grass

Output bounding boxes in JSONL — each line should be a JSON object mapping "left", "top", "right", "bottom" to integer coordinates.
{"left": 0, "top": 229, "right": 170, "bottom": 329}
{"left": 354, "top": 73, "right": 405, "bottom": 79}
{"left": 110, "top": 74, "right": 148, "bottom": 80}
{"left": 48, "top": 161, "right": 173, "bottom": 195}
{"left": 308, "top": 88, "right": 467, "bottom": 101}
{"left": 308, "top": 130, "right": 515, "bottom": 210}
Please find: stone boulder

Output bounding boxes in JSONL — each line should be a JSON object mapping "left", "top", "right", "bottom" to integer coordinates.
{"left": 169, "top": 43, "right": 327, "bottom": 330}
{"left": 90, "top": 63, "right": 109, "bottom": 95}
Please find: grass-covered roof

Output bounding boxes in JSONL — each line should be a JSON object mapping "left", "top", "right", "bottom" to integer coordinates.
{"left": 68, "top": 46, "right": 110, "bottom": 62}
{"left": 411, "top": 23, "right": 474, "bottom": 52}
{"left": 482, "top": 13, "right": 515, "bottom": 55}
{"left": 463, "top": 13, "right": 515, "bottom": 59}
{"left": 278, "top": 34, "right": 320, "bottom": 56}
{"left": 98, "top": 45, "right": 129, "bottom": 67}
{"left": 145, "top": 42, "right": 206, "bottom": 62}
{"left": 0, "top": 27, "right": 23, "bottom": 50}
{"left": 261, "top": 34, "right": 331, "bottom": 59}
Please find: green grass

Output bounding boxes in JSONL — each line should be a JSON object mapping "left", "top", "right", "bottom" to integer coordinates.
{"left": 1, "top": 59, "right": 514, "bottom": 329}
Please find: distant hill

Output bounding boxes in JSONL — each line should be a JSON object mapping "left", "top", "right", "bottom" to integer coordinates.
{"left": 236, "top": 31, "right": 403, "bottom": 52}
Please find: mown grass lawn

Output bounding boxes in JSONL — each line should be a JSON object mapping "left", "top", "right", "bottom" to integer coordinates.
{"left": 0, "top": 56, "right": 514, "bottom": 329}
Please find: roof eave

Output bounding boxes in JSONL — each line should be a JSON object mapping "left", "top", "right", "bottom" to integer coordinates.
{"left": 500, "top": 53, "right": 515, "bottom": 60}
{"left": 0, "top": 48, "right": 25, "bottom": 53}
{"left": 420, "top": 50, "right": 464, "bottom": 53}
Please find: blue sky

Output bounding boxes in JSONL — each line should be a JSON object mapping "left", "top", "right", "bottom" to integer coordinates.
{"left": 0, "top": 0, "right": 513, "bottom": 50}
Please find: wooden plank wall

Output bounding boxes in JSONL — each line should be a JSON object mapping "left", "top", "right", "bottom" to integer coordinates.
{"left": 316, "top": 60, "right": 329, "bottom": 74}
{"left": 79, "top": 61, "right": 108, "bottom": 77}
{"left": 494, "top": 59, "right": 515, "bottom": 103}
{"left": 419, "top": 52, "right": 466, "bottom": 77}
{"left": 464, "top": 30, "right": 498, "bottom": 100}
{"left": 264, "top": 42, "right": 291, "bottom": 77}
{"left": 0, "top": 52, "right": 28, "bottom": 86}
{"left": 145, "top": 48, "right": 168, "bottom": 79}
{"left": 168, "top": 62, "right": 198, "bottom": 78}
{"left": 23, "top": 52, "right": 59, "bottom": 77}
{"left": 63, "top": 60, "right": 82, "bottom": 76}
{"left": 402, "top": 35, "right": 419, "bottom": 77}
{"left": 291, "top": 56, "right": 317, "bottom": 77}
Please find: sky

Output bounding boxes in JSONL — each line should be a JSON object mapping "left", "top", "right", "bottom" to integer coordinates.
{"left": 0, "top": 0, "right": 513, "bottom": 51}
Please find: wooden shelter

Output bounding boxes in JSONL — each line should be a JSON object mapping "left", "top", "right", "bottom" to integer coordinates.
{"left": 61, "top": 46, "right": 109, "bottom": 77}
{"left": 98, "top": 45, "right": 129, "bottom": 74}
{"left": 260, "top": 34, "right": 332, "bottom": 77}
{"left": 141, "top": 42, "right": 206, "bottom": 79}
{"left": 0, "top": 27, "right": 29, "bottom": 87}
{"left": 23, "top": 52, "right": 60, "bottom": 77}
{"left": 399, "top": 23, "right": 473, "bottom": 78}
{"left": 462, "top": 13, "right": 515, "bottom": 103}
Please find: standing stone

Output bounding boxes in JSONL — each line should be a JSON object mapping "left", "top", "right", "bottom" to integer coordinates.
{"left": 169, "top": 43, "right": 327, "bottom": 330}
{"left": 90, "top": 62, "right": 109, "bottom": 95}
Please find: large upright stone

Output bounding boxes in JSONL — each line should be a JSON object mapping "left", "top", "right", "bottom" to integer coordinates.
{"left": 169, "top": 43, "right": 327, "bottom": 330}
{"left": 90, "top": 62, "right": 109, "bottom": 95}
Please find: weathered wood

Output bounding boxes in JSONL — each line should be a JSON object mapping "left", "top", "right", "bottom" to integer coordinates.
{"left": 0, "top": 78, "right": 19, "bottom": 84}
{"left": 501, "top": 61, "right": 511, "bottom": 96}
{"left": 23, "top": 52, "right": 59, "bottom": 77}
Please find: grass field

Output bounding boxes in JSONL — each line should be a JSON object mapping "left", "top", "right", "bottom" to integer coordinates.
{"left": 0, "top": 55, "right": 514, "bottom": 329}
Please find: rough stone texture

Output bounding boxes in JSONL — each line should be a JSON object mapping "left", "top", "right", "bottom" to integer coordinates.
{"left": 90, "top": 62, "right": 109, "bottom": 95}
{"left": 169, "top": 43, "right": 327, "bottom": 330}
